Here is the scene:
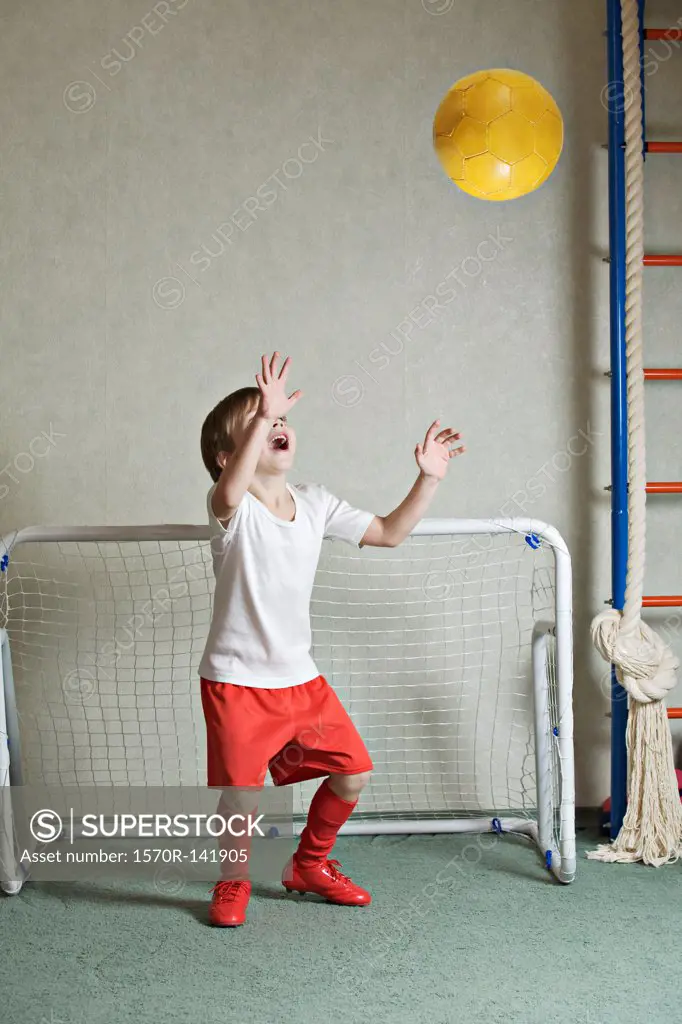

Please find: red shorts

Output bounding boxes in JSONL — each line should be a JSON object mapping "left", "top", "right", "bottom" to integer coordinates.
{"left": 200, "top": 674, "right": 373, "bottom": 787}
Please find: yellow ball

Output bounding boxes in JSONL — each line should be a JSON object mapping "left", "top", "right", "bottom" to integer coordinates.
{"left": 433, "top": 69, "right": 563, "bottom": 201}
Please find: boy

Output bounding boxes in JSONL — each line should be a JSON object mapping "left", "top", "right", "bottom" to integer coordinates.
{"left": 199, "top": 352, "right": 464, "bottom": 926}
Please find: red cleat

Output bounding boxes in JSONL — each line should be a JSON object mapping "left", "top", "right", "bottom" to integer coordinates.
{"left": 282, "top": 857, "right": 371, "bottom": 906}
{"left": 209, "top": 880, "right": 251, "bottom": 927}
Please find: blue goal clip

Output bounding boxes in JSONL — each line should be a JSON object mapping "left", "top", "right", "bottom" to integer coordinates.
{"left": 0, "top": 554, "right": 8, "bottom": 572}
{"left": 491, "top": 817, "right": 503, "bottom": 835}
{"left": 553, "top": 726, "right": 559, "bottom": 737}
{"left": 545, "top": 850, "right": 552, "bottom": 871}
{"left": 525, "top": 533, "right": 541, "bottom": 550}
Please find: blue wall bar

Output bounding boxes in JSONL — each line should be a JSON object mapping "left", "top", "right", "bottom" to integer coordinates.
{"left": 606, "top": 0, "right": 629, "bottom": 836}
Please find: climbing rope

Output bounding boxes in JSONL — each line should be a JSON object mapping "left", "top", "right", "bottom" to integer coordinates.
{"left": 589, "top": 0, "right": 682, "bottom": 865}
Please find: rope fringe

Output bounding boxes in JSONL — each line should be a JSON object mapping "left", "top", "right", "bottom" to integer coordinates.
{"left": 588, "top": 701, "right": 682, "bottom": 866}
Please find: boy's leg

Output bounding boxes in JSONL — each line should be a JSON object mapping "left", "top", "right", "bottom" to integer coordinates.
{"left": 283, "top": 771, "right": 373, "bottom": 905}
{"left": 270, "top": 676, "right": 374, "bottom": 906}
{"left": 201, "top": 678, "right": 290, "bottom": 926}
{"left": 208, "top": 786, "right": 261, "bottom": 927}
{"left": 215, "top": 786, "right": 261, "bottom": 881}
{"left": 294, "top": 771, "right": 370, "bottom": 867}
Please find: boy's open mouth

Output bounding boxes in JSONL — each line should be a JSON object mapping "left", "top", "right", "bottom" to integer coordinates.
{"left": 269, "top": 433, "right": 289, "bottom": 451}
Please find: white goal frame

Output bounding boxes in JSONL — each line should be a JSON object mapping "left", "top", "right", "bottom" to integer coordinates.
{"left": 0, "top": 517, "right": 575, "bottom": 891}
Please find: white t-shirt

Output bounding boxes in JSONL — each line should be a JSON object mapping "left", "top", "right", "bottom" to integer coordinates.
{"left": 198, "top": 482, "right": 375, "bottom": 688}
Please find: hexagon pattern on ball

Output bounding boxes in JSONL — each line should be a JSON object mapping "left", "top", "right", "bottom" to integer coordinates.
{"left": 433, "top": 69, "right": 564, "bottom": 201}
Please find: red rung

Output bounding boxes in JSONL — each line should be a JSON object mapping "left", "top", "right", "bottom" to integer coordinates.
{"left": 643, "top": 596, "right": 682, "bottom": 608}
{"left": 646, "top": 482, "right": 682, "bottom": 493}
{"left": 643, "top": 254, "right": 682, "bottom": 266}
{"left": 644, "top": 368, "right": 682, "bottom": 380}
{"left": 644, "top": 28, "right": 682, "bottom": 40}
{"left": 646, "top": 141, "right": 682, "bottom": 153}
{"left": 668, "top": 708, "right": 682, "bottom": 719}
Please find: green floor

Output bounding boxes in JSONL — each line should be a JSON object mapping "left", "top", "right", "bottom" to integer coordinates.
{"left": 2, "top": 829, "right": 680, "bottom": 1024}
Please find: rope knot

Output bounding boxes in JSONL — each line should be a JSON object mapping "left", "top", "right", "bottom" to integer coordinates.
{"left": 591, "top": 609, "right": 678, "bottom": 703}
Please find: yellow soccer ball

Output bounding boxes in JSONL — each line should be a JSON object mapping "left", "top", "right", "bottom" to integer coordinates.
{"left": 433, "top": 69, "right": 563, "bottom": 201}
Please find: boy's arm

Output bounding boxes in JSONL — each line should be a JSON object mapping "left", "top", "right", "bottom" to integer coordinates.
{"left": 212, "top": 352, "right": 302, "bottom": 522}
{"left": 360, "top": 420, "right": 465, "bottom": 548}
{"left": 212, "top": 413, "right": 270, "bottom": 522}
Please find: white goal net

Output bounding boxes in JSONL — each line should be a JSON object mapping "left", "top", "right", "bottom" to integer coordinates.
{"left": 0, "top": 518, "right": 575, "bottom": 890}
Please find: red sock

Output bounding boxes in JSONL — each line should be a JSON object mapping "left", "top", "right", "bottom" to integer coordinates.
{"left": 295, "top": 779, "right": 357, "bottom": 867}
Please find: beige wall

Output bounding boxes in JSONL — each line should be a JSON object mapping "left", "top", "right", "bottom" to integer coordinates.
{"left": 2, "top": 0, "right": 682, "bottom": 803}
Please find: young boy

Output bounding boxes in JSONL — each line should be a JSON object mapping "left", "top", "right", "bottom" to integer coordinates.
{"left": 199, "top": 352, "right": 464, "bottom": 926}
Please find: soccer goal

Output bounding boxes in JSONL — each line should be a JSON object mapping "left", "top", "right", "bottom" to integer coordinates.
{"left": 0, "top": 517, "right": 575, "bottom": 893}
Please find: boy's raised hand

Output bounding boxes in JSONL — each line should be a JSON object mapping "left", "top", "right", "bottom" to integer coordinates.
{"left": 415, "top": 420, "right": 465, "bottom": 480}
{"left": 255, "top": 352, "right": 303, "bottom": 420}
